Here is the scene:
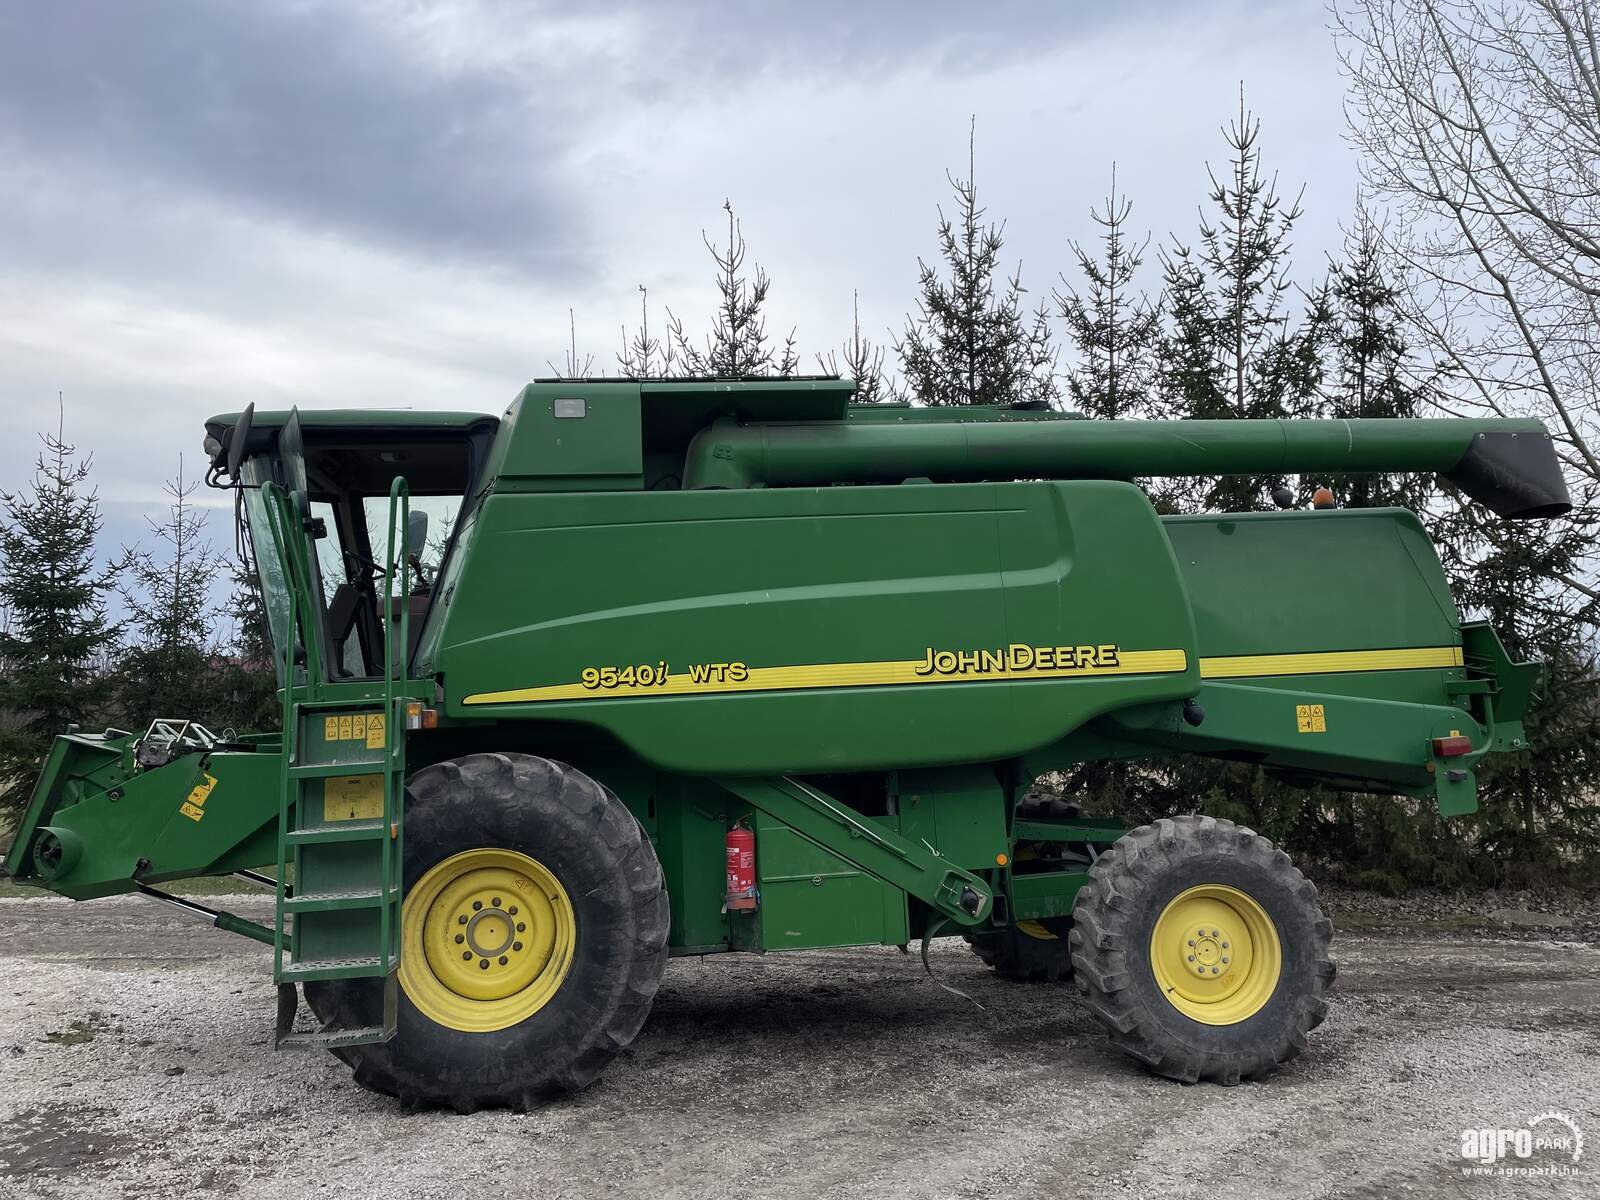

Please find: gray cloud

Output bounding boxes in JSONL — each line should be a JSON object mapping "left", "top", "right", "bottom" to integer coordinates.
{"left": 0, "top": 0, "right": 1351, "bottom": 555}
{"left": 0, "top": 1, "right": 586, "bottom": 270}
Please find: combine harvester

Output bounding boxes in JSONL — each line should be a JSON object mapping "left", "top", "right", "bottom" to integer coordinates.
{"left": 3, "top": 378, "right": 1568, "bottom": 1108}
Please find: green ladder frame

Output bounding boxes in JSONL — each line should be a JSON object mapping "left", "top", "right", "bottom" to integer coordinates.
{"left": 264, "top": 477, "right": 411, "bottom": 1049}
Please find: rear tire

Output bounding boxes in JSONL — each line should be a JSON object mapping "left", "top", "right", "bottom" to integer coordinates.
{"left": 1069, "top": 815, "right": 1334, "bottom": 1085}
{"left": 304, "top": 752, "right": 669, "bottom": 1110}
{"left": 965, "top": 919, "right": 1075, "bottom": 982}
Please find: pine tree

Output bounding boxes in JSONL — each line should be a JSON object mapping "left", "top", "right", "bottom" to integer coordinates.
{"left": 817, "top": 291, "right": 892, "bottom": 403}
{"left": 546, "top": 309, "right": 595, "bottom": 379}
{"left": 109, "top": 458, "right": 227, "bottom": 727}
{"left": 618, "top": 286, "right": 677, "bottom": 378}
{"left": 896, "top": 119, "right": 1056, "bottom": 407}
{"left": 1199, "top": 87, "right": 1304, "bottom": 421}
{"left": 207, "top": 558, "right": 279, "bottom": 734}
{"left": 668, "top": 200, "right": 798, "bottom": 378}
{"left": 1321, "top": 212, "right": 1433, "bottom": 509}
{"left": 0, "top": 404, "right": 120, "bottom": 807}
{"left": 1158, "top": 87, "right": 1313, "bottom": 511}
{"left": 1056, "top": 166, "right": 1162, "bottom": 420}
{"left": 1156, "top": 250, "right": 1227, "bottom": 420}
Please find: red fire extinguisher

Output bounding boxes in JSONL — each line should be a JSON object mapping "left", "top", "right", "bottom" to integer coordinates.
{"left": 725, "top": 822, "right": 757, "bottom": 911}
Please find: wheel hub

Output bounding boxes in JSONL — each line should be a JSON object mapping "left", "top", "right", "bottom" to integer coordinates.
{"left": 399, "top": 848, "right": 576, "bottom": 1032}
{"left": 1150, "top": 884, "right": 1281, "bottom": 1026}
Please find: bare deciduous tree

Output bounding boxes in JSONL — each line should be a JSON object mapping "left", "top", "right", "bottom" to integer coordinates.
{"left": 1335, "top": 0, "right": 1600, "bottom": 500}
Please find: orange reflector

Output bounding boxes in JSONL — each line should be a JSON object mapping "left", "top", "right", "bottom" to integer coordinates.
{"left": 996, "top": 853, "right": 1009, "bottom": 866}
{"left": 1432, "top": 735, "right": 1472, "bottom": 757}
{"left": 421, "top": 707, "right": 439, "bottom": 730}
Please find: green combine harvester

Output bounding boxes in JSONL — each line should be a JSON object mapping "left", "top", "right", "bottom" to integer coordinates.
{"left": 2, "top": 378, "right": 1569, "bottom": 1109}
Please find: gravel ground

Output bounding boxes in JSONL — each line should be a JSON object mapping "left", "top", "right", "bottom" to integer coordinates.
{"left": 1, "top": 893, "right": 1596, "bottom": 1199}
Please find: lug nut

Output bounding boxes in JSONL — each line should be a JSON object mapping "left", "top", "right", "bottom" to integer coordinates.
{"left": 492, "top": 897, "right": 502, "bottom": 907}
{"left": 479, "top": 959, "right": 489, "bottom": 970}
{"left": 473, "top": 901, "right": 483, "bottom": 911}
{"left": 516, "top": 922, "right": 526, "bottom": 933}
{"left": 509, "top": 906, "right": 518, "bottom": 916}
{"left": 458, "top": 915, "right": 468, "bottom": 925}
{"left": 1212, "top": 929, "right": 1219, "bottom": 937}
{"left": 498, "top": 955, "right": 508, "bottom": 966}
{"left": 1211, "top": 967, "right": 1220, "bottom": 974}
{"left": 1187, "top": 939, "right": 1195, "bottom": 947}
{"left": 455, "top": 934, "right": 464, "bottom": 944}
{"left": 1222, "top": 942, "right": 1229, "bottom": 949}
{"left": 461, "top": 951, "right": 471, "bottom": 960}
{"left": 1222, "top": 957, "right": 1230, "bottom": 964}
{"left": 1187, "top": 955, "right": 1195, "bottom": 962}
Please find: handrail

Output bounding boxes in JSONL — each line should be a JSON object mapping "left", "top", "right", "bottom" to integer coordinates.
{"left": 380, "top": 475, "right": 411, "bottom": 970}
{"left": 258, "top": 481, "right": 299, "bottom": 981}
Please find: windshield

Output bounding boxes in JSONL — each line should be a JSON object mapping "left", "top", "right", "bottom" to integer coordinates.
{"left": 241, "top": 464, "right": 301, "bottom": 688}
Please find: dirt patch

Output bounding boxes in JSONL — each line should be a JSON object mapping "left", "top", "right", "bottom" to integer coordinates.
{"left": 40, "top": 1013, "right": 110, "bottom": 1047}
{"left": 0, "top": 1106, "right": 139, "bottom": 1180}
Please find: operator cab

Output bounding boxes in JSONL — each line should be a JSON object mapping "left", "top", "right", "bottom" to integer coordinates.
{"left": 204, "top": 408, "right": 500, "bottom": 684}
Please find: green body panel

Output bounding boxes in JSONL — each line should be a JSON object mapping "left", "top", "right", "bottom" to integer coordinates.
{"left": 1009, "top": 870, "right": 1091, "bottom": 921}
{"left": 1165, "top": 508, "right": 1461, "bottom": 659}
{"left": 744, "top": 809, "right": 910, "bottom": 951}
{"left": 436, "top": 479, "right": 1198, "bottom": 774}
{"left": 6, "top": 382, "right": 1557, "bottom": 966}
{"left": 716, "top": 776, "right": 993, "bottom": 926}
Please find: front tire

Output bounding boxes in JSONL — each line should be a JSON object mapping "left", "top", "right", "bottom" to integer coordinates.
{"left": 304, "top": 753, "right": 669, "bottom": 1110}
{"left": 1069, "top": 815, "right": 1334, "bottom": 1084}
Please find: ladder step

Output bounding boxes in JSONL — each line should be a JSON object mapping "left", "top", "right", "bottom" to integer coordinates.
{"left": 286, "top": 819, "right": 390, "bottom": 844}
{"left": 280, "top": 956, "right": 392, "bottom": 982}
{"left": 289, "top": 761, "right": 387, "bottom": 779}
{"left": 281, "top": 887, "right": 399, "bottom": 914}
{"left": 276, "top": 1023, "right": 396, "bottom": 1050}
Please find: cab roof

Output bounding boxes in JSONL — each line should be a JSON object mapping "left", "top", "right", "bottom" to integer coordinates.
{"left": 205, "top": 409, "right": 498, "bottom": 435}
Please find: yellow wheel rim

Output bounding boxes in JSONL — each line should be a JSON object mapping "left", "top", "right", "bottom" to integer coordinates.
{"left": 1149, "top": 884, "right": 1281, "bottom": 1026}
{"left": 399, "top": 848, "right": 576, "bottom": 1033}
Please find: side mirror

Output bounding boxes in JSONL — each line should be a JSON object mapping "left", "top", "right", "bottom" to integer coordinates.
{"left": 406, "top": 510, "right": 430, "bottom": 559}
{"left": 226, "top": 402, "right": 255, "bottom": 480}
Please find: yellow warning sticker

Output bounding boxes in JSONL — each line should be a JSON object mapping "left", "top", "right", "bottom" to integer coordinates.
{"left": 178, "top": 773, "right": 218, "bottom": 821}
{"left": 322, "top": 712, "right": 384, "bottom": 745}
{"left": 1295, "top": 704, "right": 1327, "bottom": 734}
{"left": 323, "top": 775, "right": 384, "bottom": 822}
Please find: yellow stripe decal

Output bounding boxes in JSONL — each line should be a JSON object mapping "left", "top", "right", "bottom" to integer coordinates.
{"left": 1198, "top": 646, "right": 1464, "bottom": 679}
{"left": 462, "top": 644, "right": 1465, "bottom": 706}
{"left": 464, "top": 649, "right": 1191, "bottom": 706}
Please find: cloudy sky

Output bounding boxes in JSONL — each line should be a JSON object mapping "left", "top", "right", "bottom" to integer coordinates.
{"left": 0, "top": 0, "right": 1358, "bottom": 553}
